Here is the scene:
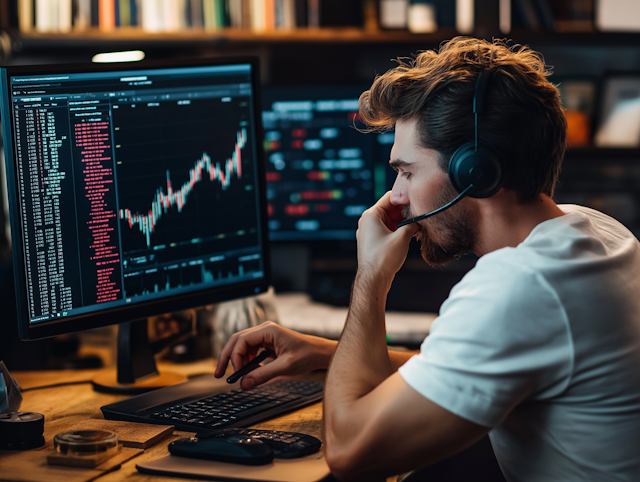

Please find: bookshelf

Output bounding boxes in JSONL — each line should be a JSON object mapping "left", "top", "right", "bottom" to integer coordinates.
{"left": 13, "top": 27, "right": 461, "bottom": 48}
{"left": 8, "top": 28, "right": 640, "bottom": 50}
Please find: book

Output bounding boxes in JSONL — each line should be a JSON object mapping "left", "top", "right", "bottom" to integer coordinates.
{"left": 250, "top": 0, "right": 266, "bottom": 31}
{"left": 99, "top": 0, "right": 116, "bottom": 30}
{"left": 18, "top": 0, "right": 33, "bottom": 32}
{"left": 294, "top": 0, "right": 306, "bottom": 27}
{"left": 75, "top": 0, "right": 92, "bottom": 30}
{"left": 59, "top": 0, "right": 72, "bottom": 31}
{"left": 35, "top": 0, "right": 52, "bottom": 32}
{"left": 227, "top": 0, "right": 243, "bottom": 28}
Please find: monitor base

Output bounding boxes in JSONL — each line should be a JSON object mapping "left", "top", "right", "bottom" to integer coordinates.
{"left": 91, "top": 369, "right": 188, "bottom": 394}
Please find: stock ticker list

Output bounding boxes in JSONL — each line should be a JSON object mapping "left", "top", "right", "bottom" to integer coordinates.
{"left": 72, "top": 115, "right": 122, "bottom": 304}
{"left": 13, "top": 97, "right": 123, "bottom": 321}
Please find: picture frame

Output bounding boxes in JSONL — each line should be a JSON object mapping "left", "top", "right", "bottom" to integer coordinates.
{"left": 553, "top": 76, "right": 597, "bottom": 147}
{"left": 594, "top": 72, "right": 640, "bottom": 148}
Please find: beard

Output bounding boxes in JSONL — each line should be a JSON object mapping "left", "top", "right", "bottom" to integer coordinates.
{"left": 402, "top": 182, "right": 478, "bottom": 267}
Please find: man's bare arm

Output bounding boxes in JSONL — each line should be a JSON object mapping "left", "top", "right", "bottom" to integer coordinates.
{"left": 322, "top": 193, "right": 485, "bottom": 480}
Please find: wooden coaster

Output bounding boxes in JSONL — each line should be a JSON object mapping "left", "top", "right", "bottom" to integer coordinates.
{"left": 96, "top": 447, "right": 144, "bottom": 472}
{"left": 67, "top": 419, "right": 174, "bottom": 449}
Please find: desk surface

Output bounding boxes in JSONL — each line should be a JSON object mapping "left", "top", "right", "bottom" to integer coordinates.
{"left": 1, "top": 360, "right": 398, "bottom": 482}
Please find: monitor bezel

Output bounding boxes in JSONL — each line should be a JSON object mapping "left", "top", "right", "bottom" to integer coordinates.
{"left": 0, "top": 56, "right": 271, "bottom": 341}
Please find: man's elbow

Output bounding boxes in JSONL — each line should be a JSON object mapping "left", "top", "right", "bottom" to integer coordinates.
{"left": 325, "top": 440, "right": 377, "bottom": 482}
{"left": 325, "top": 444, "right": 360, "bottom": 481}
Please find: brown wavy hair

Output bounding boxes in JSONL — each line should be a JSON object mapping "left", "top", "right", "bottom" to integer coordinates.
{"left": 359, "top": 37, "right": 567, "bottom": 202}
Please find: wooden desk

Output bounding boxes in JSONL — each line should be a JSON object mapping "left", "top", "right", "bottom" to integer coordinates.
{"left": 0, "top": 360, "right": 399, "bottom": 482}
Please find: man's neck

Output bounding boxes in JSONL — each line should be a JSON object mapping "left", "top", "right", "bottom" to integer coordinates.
{"left": 473, "top": 192, "right": 565, "bottom": 257}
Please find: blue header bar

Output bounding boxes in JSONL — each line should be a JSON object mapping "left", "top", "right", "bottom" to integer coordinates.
{"left": 10, "top": 64, "right": 252, "bottom": 84}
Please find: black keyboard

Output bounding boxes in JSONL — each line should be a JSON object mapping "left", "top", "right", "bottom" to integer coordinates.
{"left": 101, "top": 376, "right": 324, "bottom": 432}
{"left": 194, "top": 428, "right": 322, "bottom": 458}
{"left": 150, "top": 379, "right": 323, "bottom": 429}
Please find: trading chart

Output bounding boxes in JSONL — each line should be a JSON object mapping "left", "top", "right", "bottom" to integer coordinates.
{"left": 112, "top": 96, "right": 261, "bottom": 296}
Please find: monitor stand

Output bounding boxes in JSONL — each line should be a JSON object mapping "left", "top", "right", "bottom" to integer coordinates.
{"left": 92, "top": 319, "right": 188, "bottom": 394}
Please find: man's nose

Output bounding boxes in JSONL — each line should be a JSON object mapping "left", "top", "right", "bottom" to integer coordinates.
{"left": 390, "top": 176, "right": 408, "bottom": 206}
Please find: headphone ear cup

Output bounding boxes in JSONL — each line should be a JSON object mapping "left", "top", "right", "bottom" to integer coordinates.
{"left": 448, "top": 142, "right": 505, "bottom": 199}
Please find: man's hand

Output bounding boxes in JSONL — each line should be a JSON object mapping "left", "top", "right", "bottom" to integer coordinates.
{"left": 356, "top": 191, "right": 419, "bottom": 286}
{"left": 213, "top": 321, "right": 337, "bottom": 390}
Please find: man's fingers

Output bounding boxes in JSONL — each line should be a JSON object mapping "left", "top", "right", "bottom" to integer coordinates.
{"left": 214, "top": 332, "right": 240, "bottom": 377}
{"left": 240, "top": 355, "right": 289, "bottom": 390}
{"left": 214, "top": 322, "right": 278, "bottom": 377}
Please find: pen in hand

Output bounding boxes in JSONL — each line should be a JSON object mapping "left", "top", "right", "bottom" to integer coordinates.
{"left": 226, "top": 349, "right": 273, "bottom": 384}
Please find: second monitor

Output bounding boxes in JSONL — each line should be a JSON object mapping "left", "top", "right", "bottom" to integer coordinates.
{"left": 262, "top": 85, "right": 395, "bottom": 241}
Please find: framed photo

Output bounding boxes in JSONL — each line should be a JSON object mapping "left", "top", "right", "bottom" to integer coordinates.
{"left": 594, "top": 73, "right": 640, "bottom": 148}
{"left": 554, "top": 76, "right": 596, "bottom": 147}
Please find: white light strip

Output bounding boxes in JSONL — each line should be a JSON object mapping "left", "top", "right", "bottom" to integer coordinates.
{"left": 92, "top": 50, "right": 146, "bottom": 63}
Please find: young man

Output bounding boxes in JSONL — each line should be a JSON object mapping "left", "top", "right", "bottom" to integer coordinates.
{"left": 214, "top": 38, "right": 640, "bottom": 481}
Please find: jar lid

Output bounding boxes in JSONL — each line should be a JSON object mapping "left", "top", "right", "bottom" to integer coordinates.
{"left": 53, "top": 430, "right": 119, "bottom": 457}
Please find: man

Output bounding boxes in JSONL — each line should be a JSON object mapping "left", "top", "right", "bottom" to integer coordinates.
{"left": 214, "top": 37, "right": 640, "bottom": 481}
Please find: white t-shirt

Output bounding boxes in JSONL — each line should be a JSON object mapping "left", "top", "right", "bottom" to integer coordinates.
{"left": 399, "top": 205, "right": 640, "bottom": 481}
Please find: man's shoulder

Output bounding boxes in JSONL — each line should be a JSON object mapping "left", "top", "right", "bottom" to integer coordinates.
{"left": 444, "top": 252, "right": 559, "bottom": 320}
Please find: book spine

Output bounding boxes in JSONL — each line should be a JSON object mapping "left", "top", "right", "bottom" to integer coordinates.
{"left": 499, "top": 0, "right": 510, "bottom": 33}
{"left": 265, "top": 0, "right": 275, "bottom": 30}
{"left": 35, "top": 0, "right": 51, "bottom": 32}
{"left": 241, "top": 0, "right": 251, "bottom": 29}
{"left": 307, "top": 0, "right": 318, "bottom": 28}
{"left": 114, "top": 0, "right": 120, "bottom": 26}
{"left": 59, "top": 0, "right": 72, "bottom": 31}
{"left": 294, "top": 0, "right": 306, "bottom": 27}
{"left": 99, "top": 0, "right": 116, "bottom": 30}
{"left": 456, "top": 0, "right": 474, "bottom": 34}
{"left": 190, "top": 0, "right": 202, "bottom": 28}
{"left": 140, "top": 0, "right": 160, "bottom": 31}
{"left": 203, "top": 0, "right": 214, "bottom": 29}
{"left": 229, "top": 0, "right": 242, "bottom": 27}
{"left": 75, "top": 0, "right": 91, "bottom": 29}
{"left": 215, "top": 0, "right": 226, "bottom": 28}
{"left": 91, "top": 0, "right": 100, "bottom": 27}
{"left": 18, "top": 0, "right": 34, "bottom": 32}
{"left": 282, "top": 0, "right": 294, "bottom": 29}
{"left": 130, "top": 0, "right": 139, "bottom": 26}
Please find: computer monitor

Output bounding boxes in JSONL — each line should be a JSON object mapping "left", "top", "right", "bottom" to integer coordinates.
{"left": 262, "top": 85, "right": 390, "bottom": 241}
{"left": 0, "top": 57, "right": 270, "bottom": 389}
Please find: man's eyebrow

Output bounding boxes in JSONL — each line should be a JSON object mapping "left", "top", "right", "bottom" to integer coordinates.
{"left": 389, "top": 158, "right": 412, "bottom": 170}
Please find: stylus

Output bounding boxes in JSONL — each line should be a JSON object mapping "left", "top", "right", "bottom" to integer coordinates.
{"left": 226, "top": 350, "right": 274, "bottom": 384}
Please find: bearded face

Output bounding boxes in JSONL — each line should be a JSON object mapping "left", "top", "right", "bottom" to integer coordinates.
{"left": 402, "top": 181, "right": 478, "bottom": 267}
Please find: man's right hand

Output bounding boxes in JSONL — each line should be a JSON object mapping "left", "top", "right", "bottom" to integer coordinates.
{"left": 213, "top": 321, "right": 337, "bottom": 390}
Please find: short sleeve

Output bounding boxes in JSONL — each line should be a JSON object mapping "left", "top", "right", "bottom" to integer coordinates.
{"left": 398, "top": 254, "right": 573, "bottom": 428}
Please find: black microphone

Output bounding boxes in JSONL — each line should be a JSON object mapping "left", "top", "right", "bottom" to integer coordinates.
{"left": 396, "top": 184, "right": 475, "bottom": 228}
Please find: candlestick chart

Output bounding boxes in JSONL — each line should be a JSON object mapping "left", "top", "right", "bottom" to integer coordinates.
{"left": 112, "top": 93, "right": 261, "bottom": 256}
{"left": 119, "top": 128, "right": 247, "bottom": 248}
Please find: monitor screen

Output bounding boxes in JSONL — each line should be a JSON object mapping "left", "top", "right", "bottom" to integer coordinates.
{"left": 262, "top": 85, "right": 389, "bottom": 240}
{"left": 0, "top": 58, "right": 270, "bottom": 340}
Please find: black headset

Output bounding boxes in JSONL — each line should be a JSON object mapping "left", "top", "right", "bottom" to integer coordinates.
{"left": 397, "top": 70, "right": 506, "bottom": 228}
